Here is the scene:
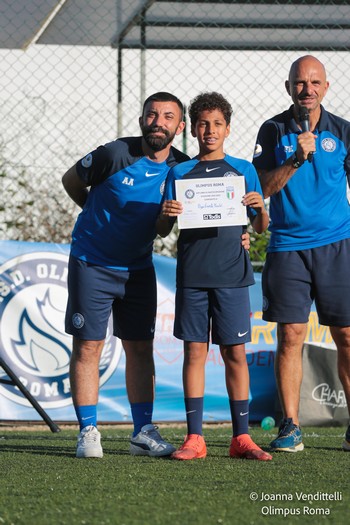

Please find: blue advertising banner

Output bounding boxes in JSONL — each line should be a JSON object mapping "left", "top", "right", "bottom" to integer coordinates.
{"left": 0, "top": 240, "right": 334, "bottom": 423}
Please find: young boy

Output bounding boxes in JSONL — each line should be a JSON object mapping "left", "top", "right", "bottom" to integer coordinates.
{"left": 157, "top": 92, "right": 272, "bottom": 461}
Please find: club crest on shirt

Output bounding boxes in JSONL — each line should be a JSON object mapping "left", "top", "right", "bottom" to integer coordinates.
{"left": 0, "top": 252, "right": 121, "bottom": 408}
{"left": 81, "top": 153, "right": 93, "bottom": 168}
{"left": 321, "top": 138, "right": 336, "bottom": 152}
{"left": 253, "top": 143, "right": 263, "bottom": 158}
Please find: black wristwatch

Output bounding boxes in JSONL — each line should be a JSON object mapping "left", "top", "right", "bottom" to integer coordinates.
{"left": 291, "top": 153, "right": 302, "bottom": 169}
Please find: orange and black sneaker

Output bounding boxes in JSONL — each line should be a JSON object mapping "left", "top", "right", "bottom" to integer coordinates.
{"left": 229, "top": 434, "right": 272, "bottom": 461}
{"left": 171, "top": 434, "right": 207, "bottom": 460}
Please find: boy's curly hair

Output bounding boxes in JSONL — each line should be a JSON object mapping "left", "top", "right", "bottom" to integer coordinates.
{"left": 189, "top": 92, "right": 232, "bottom": 126}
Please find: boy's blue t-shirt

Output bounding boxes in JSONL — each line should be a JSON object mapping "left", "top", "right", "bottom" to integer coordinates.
{"left": 164, "top": 154, "right": 264, "bottom": 288}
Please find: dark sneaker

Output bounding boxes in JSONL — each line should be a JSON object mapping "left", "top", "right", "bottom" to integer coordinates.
{"left": 270, "top": 418, "right": 304, "bottom": 452}
{"left": 129, "top": 424, "right": 176, "bottom": 457}
{"left": 342, "top": 425, "right": 350, "bottom": 451}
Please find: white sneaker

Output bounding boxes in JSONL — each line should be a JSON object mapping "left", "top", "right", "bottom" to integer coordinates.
{"left": 129, "top": 424, "right": 176, "bottom": 457}
{"left": 76, "top": 425, "right": 103, "bottom": 458}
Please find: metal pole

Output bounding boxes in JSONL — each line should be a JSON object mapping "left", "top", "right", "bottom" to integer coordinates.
{"left": 182, "top": 104, "right": 187, "bottom": 155}
{"left": 0, "top": 357, "right": 60, "bottom": 433}
{"left": 117, "top": 44, "right": 123, "bottom": 137}
{"left": 140, "top": 8, "right": 146, "bottom": 111}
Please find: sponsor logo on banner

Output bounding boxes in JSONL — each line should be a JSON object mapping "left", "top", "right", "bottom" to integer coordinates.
{"left": 311, "top": 383, "right": 347, "bottom": 408}
{"left": 0, "top": 252, "right": 121, "bottom": 408}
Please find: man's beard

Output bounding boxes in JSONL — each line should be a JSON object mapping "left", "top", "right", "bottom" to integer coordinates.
{"left": 141, "top": 125, "right": 175, "bottom": 151}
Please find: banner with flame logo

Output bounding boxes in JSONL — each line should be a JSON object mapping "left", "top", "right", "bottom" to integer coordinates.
{"left": 0, "top": 240, "right": 341, "bottom": 423}
{"left": 0, "top": 242, "right": 121, "bottom": 419}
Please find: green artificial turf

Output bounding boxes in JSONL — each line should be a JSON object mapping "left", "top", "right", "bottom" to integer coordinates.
{"left": 0, "top": 425, "right": 349, "bottom": 525}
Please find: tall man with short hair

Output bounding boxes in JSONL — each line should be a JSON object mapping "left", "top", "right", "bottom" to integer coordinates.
{"left": 253, "top": 56, "right": 350, "bottom": 452}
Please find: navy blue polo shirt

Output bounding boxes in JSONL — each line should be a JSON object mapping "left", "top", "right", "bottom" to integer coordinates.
{"left": 253, "top": 105, "right": 350, "bottom": 252}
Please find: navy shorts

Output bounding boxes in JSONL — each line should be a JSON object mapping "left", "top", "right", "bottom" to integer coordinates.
{"left": 65, "top": 256, "right": 157, "bottom": 340}
{"left": 262, "top": 239, "right": 350, "bottom": 326}
{"left": 174, "top": 287, "right": 251, "bottom": 345}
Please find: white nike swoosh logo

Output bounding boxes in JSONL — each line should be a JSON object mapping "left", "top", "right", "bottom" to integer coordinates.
{"left": 81, "top": 416, "right": 94, "bottom": 421}
{"left": 238, "top": 331, "right": 249, "bottom": 337}
{"left": 206, "top": 167, "right": 220, "bottom": 172}
{"left": 240, "top": 411, "right": 249, "bottom": 416}
{"left": 186, "top": 410, "right": 197, "bottom": 414}
{"left": 145, "top": 171, "right": 160, "bottom": 177}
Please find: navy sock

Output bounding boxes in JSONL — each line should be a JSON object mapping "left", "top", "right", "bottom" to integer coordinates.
{"left": 131, "top": 402, "right": 153, "bottom": 437}
{"left": 229, "top": 399, "right": 249, "bottom": 437}
{"left": 75, "top": 405, "right": 97, "bottom": 431}
{"left": 185, "top": 397, "right": 204, "bottom": 435}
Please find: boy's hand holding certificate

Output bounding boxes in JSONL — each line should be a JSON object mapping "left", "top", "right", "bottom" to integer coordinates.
{"left": 175, "top": 176, "right": 247, "bottom": 230}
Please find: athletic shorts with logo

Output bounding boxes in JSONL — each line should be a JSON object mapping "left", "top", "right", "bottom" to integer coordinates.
{"left": 262, "top": 239, "right": 350, "bottom": 326}
{"left": 65, "top": 256, "right": 157, "bottom": 340}
{"left": 174, "top": 287, "right": 251, "bottom": 345}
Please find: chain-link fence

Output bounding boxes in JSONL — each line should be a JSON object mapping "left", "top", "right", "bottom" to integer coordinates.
{"left": 1, "top": 1, "right": 350, "bottom": 264}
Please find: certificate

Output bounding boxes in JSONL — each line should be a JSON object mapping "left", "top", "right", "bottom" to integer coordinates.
{"left": 175, "top": 176, "right": 247, "bottom": 229}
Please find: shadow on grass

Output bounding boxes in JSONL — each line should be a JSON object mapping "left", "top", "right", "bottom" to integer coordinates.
{"left": 301, "top": 445, "right": 347, "bottom": 452}
{"left": 0, "top": 443, "right": 138, "bottom": 457}
{"left": 0, "top": 437, "right": 181, "bottom": 457}
{"left": 0, "top": 434, "right": 75, "bottom": 441}
{"left": 0, "top": 443, "right": 77, "bottom": 456}
{"left": 0, "top": 433, "right": 135, "bottom": 457}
